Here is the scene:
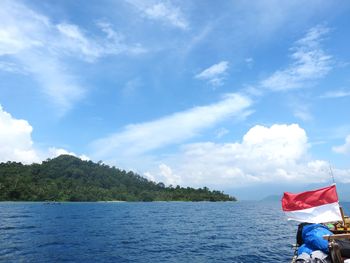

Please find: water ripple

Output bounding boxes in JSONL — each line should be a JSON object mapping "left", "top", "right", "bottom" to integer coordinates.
{"left": 0, "top": 201, "right": 348, "bottom": 262}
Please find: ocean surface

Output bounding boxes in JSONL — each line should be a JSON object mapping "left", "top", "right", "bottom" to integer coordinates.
{"left": 1, "top": 201, "right": 349, "bottom": 263}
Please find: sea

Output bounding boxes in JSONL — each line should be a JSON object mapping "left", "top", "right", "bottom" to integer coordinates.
{"left": 1, "top": 201, "right": 349, "bottom": 263}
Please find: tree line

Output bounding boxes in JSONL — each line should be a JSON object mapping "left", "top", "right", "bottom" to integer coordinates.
{"left": 0, "top": 155, "right": 236, "bottom": 202}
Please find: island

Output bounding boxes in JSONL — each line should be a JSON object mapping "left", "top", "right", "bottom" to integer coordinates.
{"left": 0, "top": 155, "right": 236, "bottom": 202}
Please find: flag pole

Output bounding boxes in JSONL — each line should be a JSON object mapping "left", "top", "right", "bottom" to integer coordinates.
{"left": 329, "top": 163, "right": 335, "bottom": 184}
{"left": 334, "top": 186, "right": 346, "bottom": 228}
{"left": 339, "top": 206, "right": 347, "bottom": 230}
{"left": 329, "top": 163, "right": 346, "bottom": 228}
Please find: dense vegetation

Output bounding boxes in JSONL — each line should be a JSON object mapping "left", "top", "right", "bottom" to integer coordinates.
{"left": 0, "top": 155, "right": 236, "bottom": 202}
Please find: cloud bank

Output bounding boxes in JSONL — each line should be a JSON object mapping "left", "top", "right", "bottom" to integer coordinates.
{"left": 0, "top": 106, "right": 88, "bottom": 163}
{"left": 148, "top": 124, "right": 350, "bottom": 187}
{"left": 0, "top": 105, "right": 40, "bottom": 164}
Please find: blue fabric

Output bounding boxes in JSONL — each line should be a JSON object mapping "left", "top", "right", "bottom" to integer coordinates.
{"left": 298, "top": 244, "right": 313, "bottom": 255}
{"left": 302, "top": 224, "right": 332, "bottom": 253}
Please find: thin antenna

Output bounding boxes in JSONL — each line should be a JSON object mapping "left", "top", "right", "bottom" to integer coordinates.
{"left": 329, "top": 163, "right": 345, "bottom": 228}
{"left": 329, "top": 162, "right": 335, "bottom": 184}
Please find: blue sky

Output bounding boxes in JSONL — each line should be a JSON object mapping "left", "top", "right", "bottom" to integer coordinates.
{"left": 1, "top": 0, "right": 350, "bottom": 199}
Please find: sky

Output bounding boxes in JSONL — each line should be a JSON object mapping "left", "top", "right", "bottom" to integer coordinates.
{"left": 1, "top": 0, "right": 350, "bottom": 199}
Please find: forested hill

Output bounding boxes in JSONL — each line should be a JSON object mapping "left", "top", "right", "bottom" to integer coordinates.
{"left": 0, "top": 155, "right": 236, "bottom": 202}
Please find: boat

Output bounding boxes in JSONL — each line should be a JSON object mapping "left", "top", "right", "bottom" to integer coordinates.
{"left": 290, "top": 221, "right": 350, "bottom": 263}
{"left": 281, "top": 185, "right": 350, "bottom": 262}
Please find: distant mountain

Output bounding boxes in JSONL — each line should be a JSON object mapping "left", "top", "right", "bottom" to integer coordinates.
{"left": 336, "top": 184, "right": 350, "bottom": 202}
{"left": 260, "top": 194, "right": 282, "bottom": 202}
{"left": 0, "top": 155, "right": 236, "bottom": 202}
{"left": 229, "top": 182, "right": 350, "bottom": 201}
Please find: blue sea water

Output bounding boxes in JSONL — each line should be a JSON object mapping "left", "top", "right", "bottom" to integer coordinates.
{"left": 0, "top": 201, "right": 349, "bottom": 263}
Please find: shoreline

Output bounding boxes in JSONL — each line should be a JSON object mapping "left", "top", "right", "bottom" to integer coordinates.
{"left": 0, "top": 200, "right": 237, "bottom": 203}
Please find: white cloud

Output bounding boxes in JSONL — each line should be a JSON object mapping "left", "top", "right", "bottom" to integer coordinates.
{"left": 0, "top": 1, "right": 47, "bottom": 55}
{"left": 0, "top": 106, "right": 88, "bottom": 164}
{"left": 126, "top": 0, "right": 189, "bottom": 30}
{"left": 0, "top": 0, "right": 144, "bottom": 114}
{"left": 0, "top": 2, "right": 83, "bottom": 115}
{"left": 195, "top": 61, "right": 229, "bottom": 86}
{"left": 0, "top": 105, "right": 40, "bottom": 164}
{"left": 332, "top": 135, "right": 350, "bottom": 154}
{"left": 144, "top": 164, "right": 182, "bottom": 186}
{"left": 157, "top": 163, "right": 182, "bottom": 186}
{"left": 91, "top": 93, "right": 252, "bottom": 159}
{"left": 320, "top": 90, "right": 350, "bottom": 99}
{"left": 48, "top": 147, "right": 90, "bottom": 161}
{"left": 143, "top": 171, "right": 156, "bottom": 182}
{"left": 147, "top": 124, "right": 350, "bottom": 188}
{"left": 19, "top": 54, "right": 84, "bottom": 115}
{"left": 57, "top": 22, "right": 146, "bottom": 62}
{"left": 261, "top": 25, "right": 332, "bottom": 91}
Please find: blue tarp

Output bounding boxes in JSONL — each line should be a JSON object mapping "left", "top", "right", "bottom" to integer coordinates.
{"left": 301, "top": 224, "right": 333, "bottom": 253}
{"left": 298, "top": 244, "right": 313, "bottom": 255}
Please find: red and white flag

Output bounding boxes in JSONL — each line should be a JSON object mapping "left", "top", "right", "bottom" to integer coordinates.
{"left": 282, "top": 185, "right": 342, "bottom": 223}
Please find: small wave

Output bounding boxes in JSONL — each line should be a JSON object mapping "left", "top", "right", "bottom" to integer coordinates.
{"left": 0, "top": 225, "right": 36, "bottom": 231}
{"left": 0, "top": 246, "right": 20, "bottom": 256}
{"left": 0, "top": 226, "right": 16, "bottom": 230}
{"left": 4, "top": 215, "right": 33, "bottom": 219}
{"left": 121, "top": 240, "right": 141, "bottom": 245}
{"left": 38, "top": 241, "right": 65, "bottom": 248}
